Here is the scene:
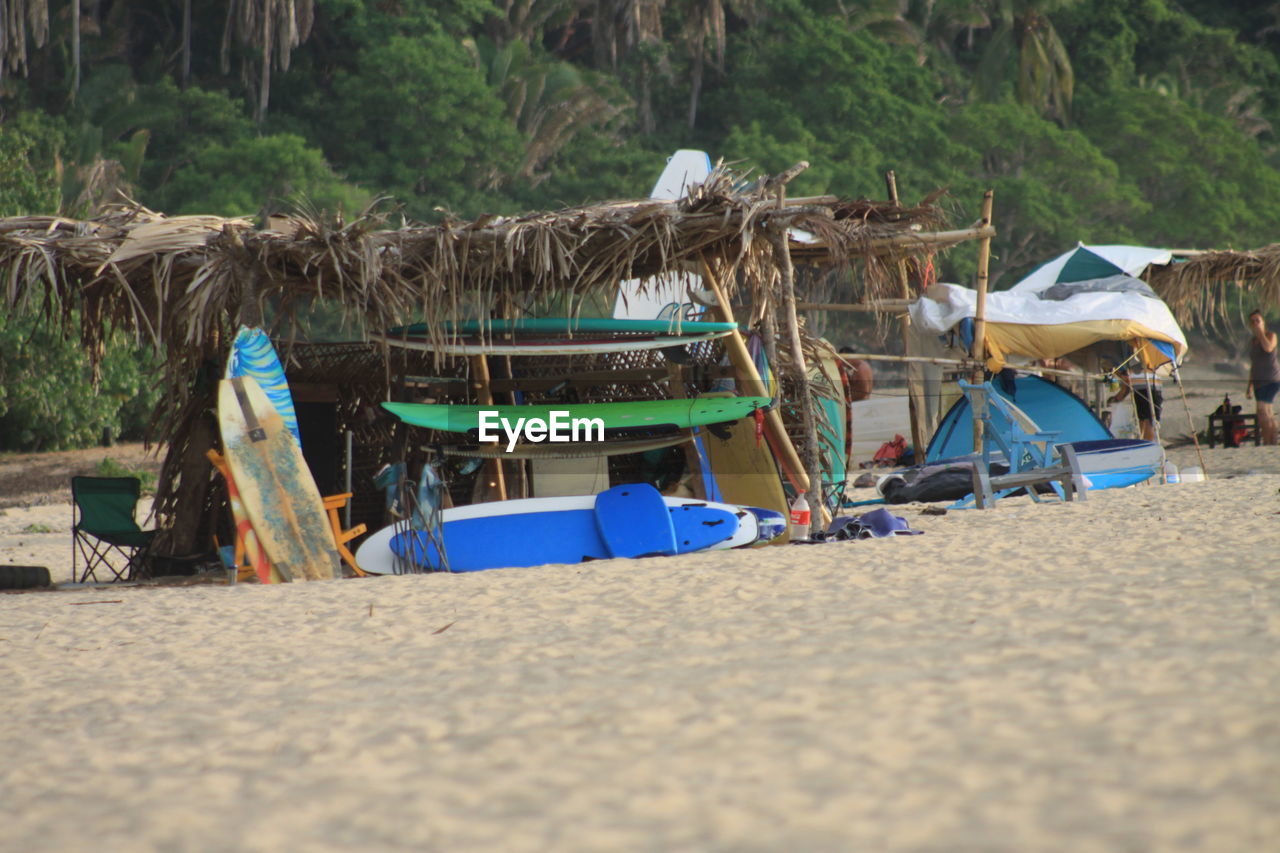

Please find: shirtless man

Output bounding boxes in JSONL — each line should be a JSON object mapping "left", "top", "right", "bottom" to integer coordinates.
{"left": 1245, "top": 310, "right": 1279, "bottom": 445}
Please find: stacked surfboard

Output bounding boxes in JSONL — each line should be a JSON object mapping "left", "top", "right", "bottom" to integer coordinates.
{"left": 373, "top": 317, "right": 737, "bottom": 355}
{"left": 355, "top": 483, "right": 786, "bottom": 574}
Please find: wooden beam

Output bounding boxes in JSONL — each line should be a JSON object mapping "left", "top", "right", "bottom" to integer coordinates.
{"left": 469, "top": 355, "right": 507, "bottom": 502}
{"left": 886, "top": 171, "right": 927, "bottom": 456}
{"left": 827, "top": 349, "right": 1102, "bottom": 381}
{"left": 788, "top": 225, "right": 997, "bottom": 259}
{"left": 699, "top": 255, "right": 809, "bottom": 494}
{"left": 971, "top": 190, "right": 995, "bottom": 453}
{"left": 796, "top": 300, "right": 912, "bottom": 313}
{"left": 770, "top": 225, "right": 827, "bottom": 526}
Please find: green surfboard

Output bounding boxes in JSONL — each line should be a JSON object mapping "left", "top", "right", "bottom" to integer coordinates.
{"left": 383, "top": 397, "right": 772, "bottom": 434}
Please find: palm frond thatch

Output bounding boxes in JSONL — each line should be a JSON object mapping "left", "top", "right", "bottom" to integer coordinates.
{"left": 1148, "top": 244, "right": 1280, "bottom": 329}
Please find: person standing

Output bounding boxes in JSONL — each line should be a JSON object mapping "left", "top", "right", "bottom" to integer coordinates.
{"left": 1245, "top": 310, "right": 1279, "bottom": 445}
{"left": 1108, "top": 366, "right": 1163, "bottom": 443}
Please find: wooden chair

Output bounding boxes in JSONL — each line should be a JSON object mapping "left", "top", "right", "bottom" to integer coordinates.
{"left": 322, "top": 493, "right": 367, "bottom": 577}
{"left": 208, "top": 450, "right": 368, "bottom": 579}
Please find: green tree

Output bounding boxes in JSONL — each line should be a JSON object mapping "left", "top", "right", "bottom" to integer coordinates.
{"left": 155, "top": 132, "right": 368, "bottom": 216}
{"left": 947, "top": 101, "right": 1147, "bottom": 282}
{"left": 1077, "top": 86, "right": 1280, "bottom": 249}
{"left": 0, "top": 309, "right": 162, "bottom": 451}
{"left": 0, "top": 114, "right": 63, "bottom": 215}
{"left": 703, "top": 19, "right": 968, "bottom": 199}
{"left": 312, "top": 33, "right": 523, "bottom": 217}
{"left": 971, "top": 0, "right": 1077, "bottom": 123}
{"left": 468, "top": 36, "right": 631, "bottom": 186}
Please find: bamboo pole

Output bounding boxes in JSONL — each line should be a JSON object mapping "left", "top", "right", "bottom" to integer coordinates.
{"left": 769, "top": 226, "right": 828, "bottom": 525}
{"left": 665, "top": 361, "right": 709, "bottom": 499}
{"left": 787, "top": 225, "right": 997, "bottom": 258}
{"left": 1173, "top": 367, "right": 1209, "bottom": 476}
{"left": 826, "top": 350, "right": 1098, "bottom": 380}
{"left": 971, "top": 190, "right": 995, "bottom": 453}
{"left": 886, "top": 171, "right": 927, "bottom": 456}
{"left": 469, "top": 355, "right": 507, "bottom": 501}
{"left": 699, "top": 255, "right": 809, "bottom": 493}
{"left": 796, "top": 300, "right": 912, "bottom": 313}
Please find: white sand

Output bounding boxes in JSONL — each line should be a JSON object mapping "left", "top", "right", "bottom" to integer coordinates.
{"left": 3, "top": 467, "right": 1278, "bottom": 851}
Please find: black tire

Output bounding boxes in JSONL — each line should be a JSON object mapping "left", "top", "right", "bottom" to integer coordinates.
{"left": 0, "top": 565, "right": 52, "bottom": 590}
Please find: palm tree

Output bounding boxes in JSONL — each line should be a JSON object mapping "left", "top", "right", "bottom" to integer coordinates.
{"left": 487, "top": 0, "right": 580, "bottom": 48}
{"left": 971, "top": 0, "right": 1076, "bottom": 123}
{"left": 469, "top": 36, "right": 630, "bottom": 184}
{"left": 0, "top": 0, "right": 49, "bottom": 81}
{"left": 588, "top": 0, "right": 667, "bottom": 132}
{"left": 677, "top": 0, "right": 724, "bottom": 129}
{"left": 220, "top": 0, "right": 316, "bottom": 124}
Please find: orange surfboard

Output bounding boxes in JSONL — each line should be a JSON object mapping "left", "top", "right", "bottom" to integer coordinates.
{"left": 208, "top": 450, "right": 281, "bottom": 584}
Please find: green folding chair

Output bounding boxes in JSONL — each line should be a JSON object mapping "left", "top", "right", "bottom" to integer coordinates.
{"left": 71, "top": 477, "right": 157, "bottom": 582}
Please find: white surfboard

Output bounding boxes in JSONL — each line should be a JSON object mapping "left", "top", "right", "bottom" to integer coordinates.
{"left": 369, "top": 329, "right": 728, "bottom": 356}
{"left": 613, "top": 150, "right": 714, "bottom": 321}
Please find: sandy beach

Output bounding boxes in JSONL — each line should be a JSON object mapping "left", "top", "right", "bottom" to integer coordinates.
{"left": 2, "top": 377, "right": 1279, "bottom": 851}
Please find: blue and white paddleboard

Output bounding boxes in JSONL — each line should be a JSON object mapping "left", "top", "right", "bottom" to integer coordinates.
{"left": 354, "top": 487, "right": 782, "bottom": 574}
{"left": 226, "top": 326, "right": 301, "bottom": 445}
{"left": 1059, "top": 438, "right": 1162, "bottom": 490}
{"left": 595, "top": 483, "right": 678, "bottom": 558}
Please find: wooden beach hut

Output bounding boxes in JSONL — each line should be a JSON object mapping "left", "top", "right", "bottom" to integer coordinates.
{"left": 0, "top": 163, "right": 985, "bottom": 566}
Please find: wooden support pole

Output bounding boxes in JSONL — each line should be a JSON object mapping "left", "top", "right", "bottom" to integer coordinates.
{"left": 699, "top": 255, "right": 809, "bottom": 493}
{"left": 469, "top": 354, "right": 507, "bottom": 502}
{"left": 886, "top": 171, "right": 927, "bottom": 456}
{"left": 1174, "top": 368, "right": 1209, "bottom": 477}
{"left": 971, "top": 190, "right": 995, "bottom": 453}
{"left": 796, "top": 300, "right": 912, "bottom": 313}
{"left": 665, "top": 361, "right": 708, "bottom": 499}
{"left": 769, "top": 226, "right": 828, "bottom": 525}
{"left": 826, "top": 350, "right": 1100, "bottom": 380}
{"left": 971, "top": 190, "right": 995, "bottom": 373}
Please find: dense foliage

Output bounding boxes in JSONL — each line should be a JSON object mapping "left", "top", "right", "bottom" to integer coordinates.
{"left": 2, "top": 0, "right": 1279, "bottom": 449}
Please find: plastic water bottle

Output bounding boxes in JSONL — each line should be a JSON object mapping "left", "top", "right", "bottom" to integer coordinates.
{"left": 789, "top": 490, "right": 812, "bottom": 541}
{"left": 1164, "top": 460, "right": 1180, "bottom": 484}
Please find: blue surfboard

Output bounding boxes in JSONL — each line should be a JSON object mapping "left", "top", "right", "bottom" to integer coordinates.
{"left": 226, "top": 326, "right": 301, "bottom": 445}
{"left": 595, "top": 484, "right": 677, "bottom": 558}
{"left": 666, "top": 503, "right": 739, "bottom": 552}
{"left": 389, "top": 483, "right": 739, "bottom": 572}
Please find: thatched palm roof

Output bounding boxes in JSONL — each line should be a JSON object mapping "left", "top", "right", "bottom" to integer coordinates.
{"left": 1, "top": 165, "right": 952, "bottom": 366}
{"left": 1147, "top": 244, "right": 1280, "bottom": 329}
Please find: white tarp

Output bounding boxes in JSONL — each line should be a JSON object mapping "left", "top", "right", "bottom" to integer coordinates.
{"left": 910, "top": 282, "right": 1188, "bottom": 360}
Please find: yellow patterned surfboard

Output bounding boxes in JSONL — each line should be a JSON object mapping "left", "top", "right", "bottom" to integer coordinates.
{"left": 700, "top": 392, "right": 791, "bottom": 545}
{"left": 218, "top": 376, "right": 338, "bottom": 581}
